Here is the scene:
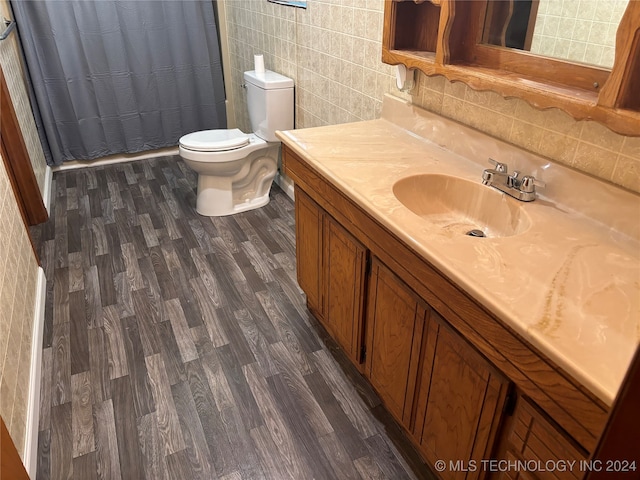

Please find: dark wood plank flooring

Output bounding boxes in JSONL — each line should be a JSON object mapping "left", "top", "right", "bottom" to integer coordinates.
{"left": 34, "top": 155, "right": 433, "bottom": 480}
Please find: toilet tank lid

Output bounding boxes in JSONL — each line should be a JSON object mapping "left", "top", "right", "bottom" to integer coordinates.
{"left": 244, "top": 70, "right": 294, "bottom": 90}
{"left": 179, "top": 129, "right": 250, "bottom": 152}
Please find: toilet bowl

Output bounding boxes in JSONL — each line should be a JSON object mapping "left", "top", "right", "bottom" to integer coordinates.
{"left": 179, "top": 69, "right": 294, "bottom": 216}
{"left": 179, "top": 129, "right": 280, "bottom": 216}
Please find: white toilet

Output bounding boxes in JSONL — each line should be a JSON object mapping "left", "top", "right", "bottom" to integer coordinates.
{"left": 179, "top": 70, "right": 294, "bottom": 216}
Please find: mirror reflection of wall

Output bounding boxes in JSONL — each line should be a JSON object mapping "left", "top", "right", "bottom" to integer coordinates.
{"left": 483, "top": 1, "right": 539, "bottom": 50}
{"left": 530, "top": 0, "right": 629, "bottom": 68}
{"left": 483, "top": 0, "right": 629, "bottom": 69}
{"left": 267, "top": 0, "right": 306, "bottom": 8}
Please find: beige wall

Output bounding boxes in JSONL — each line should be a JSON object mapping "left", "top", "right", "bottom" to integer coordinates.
{"left": 224, "top": 0, "right": 640, "bottom": 194}
{"left": 530, "top": 0, "right": 628, "bottom": 68}
{"left": 0, "top": 152, "right": 39, "bottom": 458}
{"left": 0, "top": 0, "right": 46, "bottom": 457}
{"left": 0, "top": 30, "right": 48, "bottom": 195}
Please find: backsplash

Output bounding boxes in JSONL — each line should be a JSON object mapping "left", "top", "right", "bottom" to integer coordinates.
{"left": 413, "top": 75, "right": 640, "bottom": 193}
{"left": 224, "top": 0, "right": 640, "bottom": 194}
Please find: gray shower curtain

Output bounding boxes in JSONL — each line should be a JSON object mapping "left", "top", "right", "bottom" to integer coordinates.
{"left": 12, "top": 0, "right": 227, "bottom": 166}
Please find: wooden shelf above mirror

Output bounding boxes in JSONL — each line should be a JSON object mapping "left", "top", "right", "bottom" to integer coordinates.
{"left": 382, "top": 0, "right": 640, "bottom": 136}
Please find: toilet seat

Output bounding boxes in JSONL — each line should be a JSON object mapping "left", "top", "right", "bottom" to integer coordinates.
{"left": 179, "top": 132, "right": 268, "bottom": 164}
{"left": 179, "top": 128, "right": 250, "bottom": 152}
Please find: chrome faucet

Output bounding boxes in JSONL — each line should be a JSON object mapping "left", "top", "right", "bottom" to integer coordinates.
{"left": 481, "top": 158, "right": 545, "bottom": 202}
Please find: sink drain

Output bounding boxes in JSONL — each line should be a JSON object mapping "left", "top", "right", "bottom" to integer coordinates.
{"left": 466, "top": 229, "right": 486, "bottom": 238}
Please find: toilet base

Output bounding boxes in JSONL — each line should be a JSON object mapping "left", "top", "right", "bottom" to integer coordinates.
{"left": 198, "top": 193, "right": 271, "bottom": 217}
{"left": 192, "top": 144, "right": 279, "bottom": 217}
{"left": 195, "top": 180, "right": 272, "bottom": 216}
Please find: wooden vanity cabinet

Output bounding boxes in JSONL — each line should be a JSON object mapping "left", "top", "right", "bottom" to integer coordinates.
{"left": 294, "top": 188, "right": 368, "bottom": 366}
{"left": 282, "top": 145, "right": 609, "bottom": 479}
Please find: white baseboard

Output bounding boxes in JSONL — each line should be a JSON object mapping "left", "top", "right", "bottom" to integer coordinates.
{"left": 23, "top": 267, "right": 47, "bottom": 477}
{"left": 43, "top": 166, "right": 53, "bottom": 216}
{"left": 53, "top": 146, "right": 179, "bottom": 171}
{"left": 275, "top": 172, "right": 295, "bottom": 201}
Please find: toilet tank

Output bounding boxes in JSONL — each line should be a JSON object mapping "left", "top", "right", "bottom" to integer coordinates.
{"left": 244, "top": 70, "right": 294, "bottom": 142}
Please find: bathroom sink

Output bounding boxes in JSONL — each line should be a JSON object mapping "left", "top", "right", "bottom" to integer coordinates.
{"left": 392, "top": 174, "right": 532, "bottom": 238}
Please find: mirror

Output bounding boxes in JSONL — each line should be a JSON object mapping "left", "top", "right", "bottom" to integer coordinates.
{"left": 267, "top": 0, "right": 306, "bottom": 8}
{"left": 482, "top": 0, "right": 629, "bottom": 69}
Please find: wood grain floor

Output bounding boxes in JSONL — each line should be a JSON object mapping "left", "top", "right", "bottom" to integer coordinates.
{"left": 33, "top": 155, "right": 433, "bottom": 480}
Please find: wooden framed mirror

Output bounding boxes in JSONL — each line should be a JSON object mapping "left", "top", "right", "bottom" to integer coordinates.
{"left": 382, "top": 0, "right": 640, "bottom": 136}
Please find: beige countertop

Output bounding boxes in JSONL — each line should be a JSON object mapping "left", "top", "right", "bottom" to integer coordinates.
{"left": 277, "top": 95, "right": 640, "bottom": 406}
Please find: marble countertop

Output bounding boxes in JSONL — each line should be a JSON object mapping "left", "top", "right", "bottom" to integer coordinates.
{"left": 277, "top": 95, "right": 640, "bottom": 406}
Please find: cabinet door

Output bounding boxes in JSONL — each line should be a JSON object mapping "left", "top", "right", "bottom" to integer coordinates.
{"left": 415, "top": 314, "right": 509, "bottom": 480}
{"left": 365, "top": 259, "right": 426, "bottom": 426}
{"left": 324, "top": 216, "right": 367, "bottom": 364}
{"left": 500, "top": 397, "right": 586, "bottom": 480}
{"left": 294, "top": 189, "right": 324, "bottom": 316}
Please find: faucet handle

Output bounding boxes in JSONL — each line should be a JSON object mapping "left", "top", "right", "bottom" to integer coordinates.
{"left": 520, "top": 175, "right": 545, "bottom": 193}
{"left": 488, "top": 158, "right": 508, "bottom": 173}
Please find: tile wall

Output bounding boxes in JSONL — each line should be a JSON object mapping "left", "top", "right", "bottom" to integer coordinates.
{"left": 0, "top": 28, "right": 48, "bottom": 195}
{"left": 0, "top": 154, "right": 39, "bottom": 457}
{"left": 0, "top": 0, "right": 45, "bottom": 456}
{"left": 530, "top": 0, "right": 628, "bottom": 68}
{"left": 224, "top": 0, "right": 640, "bottom": 194}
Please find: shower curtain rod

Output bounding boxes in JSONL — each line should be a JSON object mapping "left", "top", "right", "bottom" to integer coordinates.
{"left": 0, "top": 18, "right": 16, "bottom": 41}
